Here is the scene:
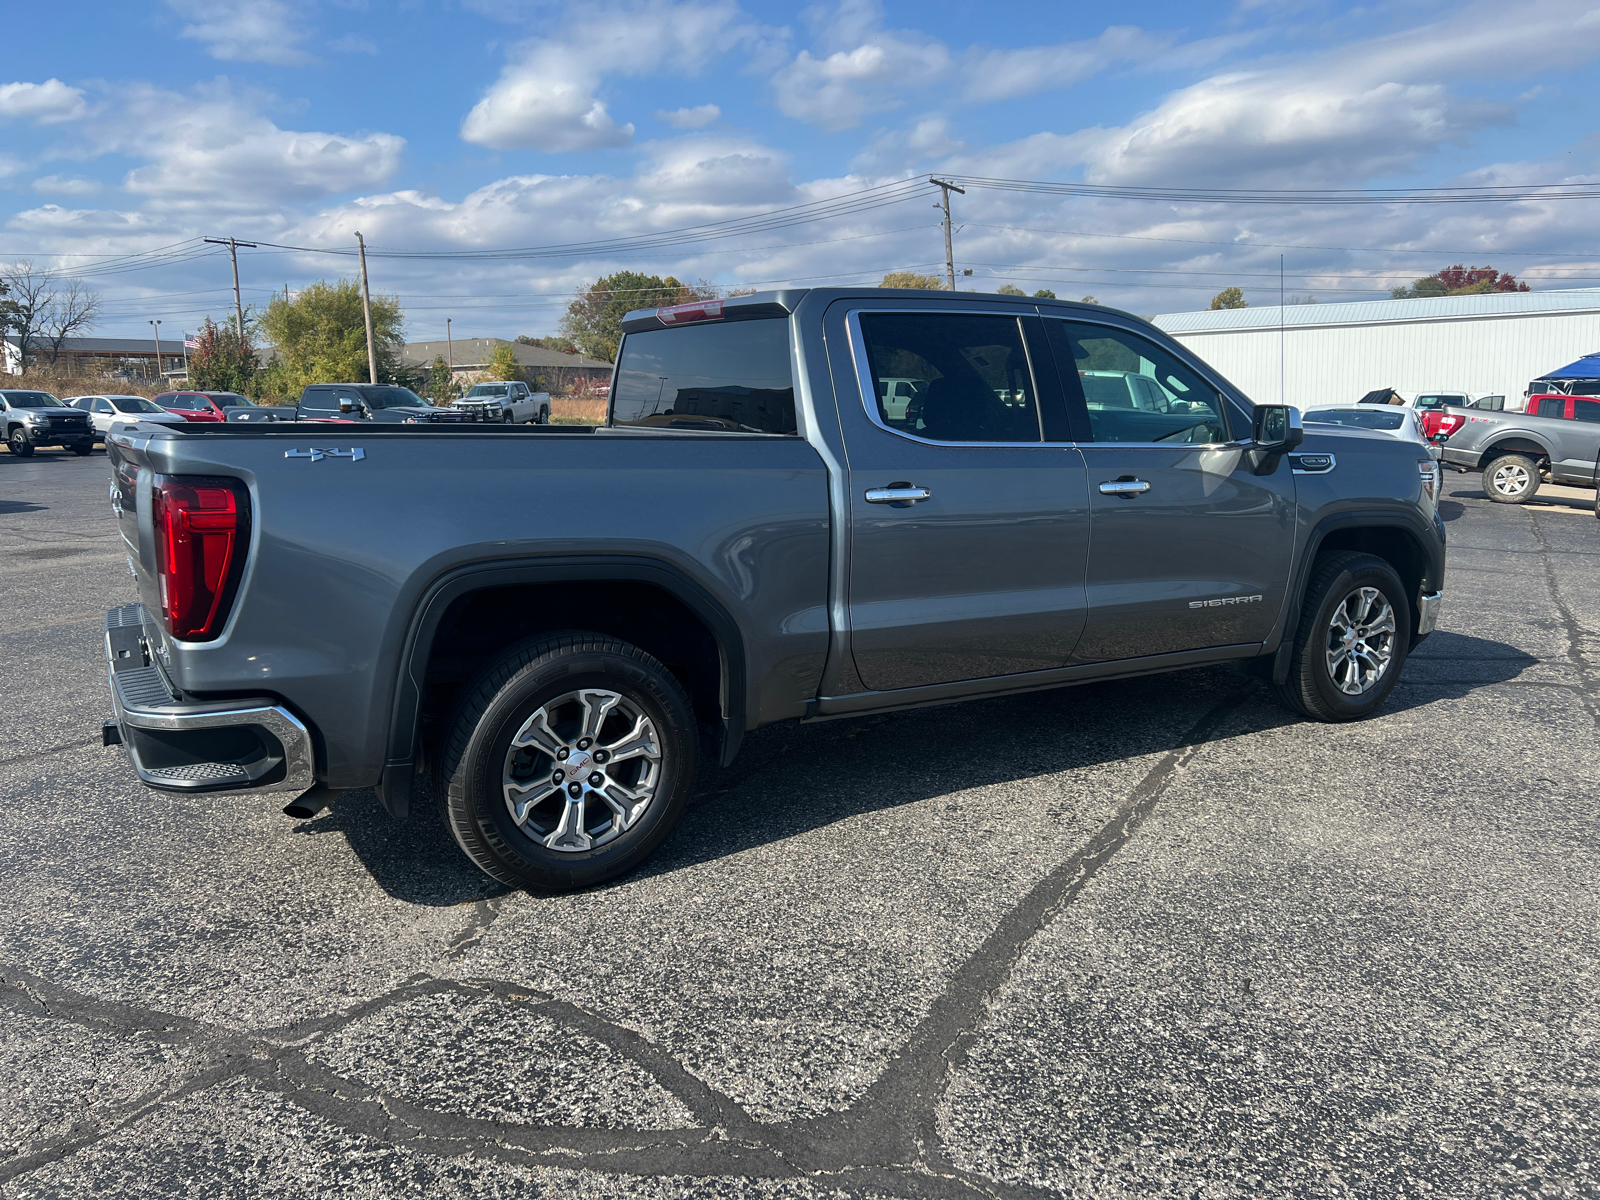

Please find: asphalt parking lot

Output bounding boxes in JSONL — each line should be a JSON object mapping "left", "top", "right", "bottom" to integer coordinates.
{"left": 0, "top": 449, "right": 1596, "bottom": 1200}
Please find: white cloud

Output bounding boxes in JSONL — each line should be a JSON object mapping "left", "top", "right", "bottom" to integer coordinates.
{"left": 852, "top": 115, "right": 962, "bottom": 171}
{"left": 0, "top": 79, "right": 89, "bottom": 123}
{"left": 1071, "top": 0, "right": 1600, "bottom": 189}
{"left": 32, "top": 175, "right": 102, "bottom": 196}
{"left": 166, "top": 0, "right": 317, "bottom": 67}
{"left": 461, "top": 1, "right": 771, "bottom": 152}
{"left": 773, "top": 30, "right": 949, "bottom": 130}
{"left": 657, "top": 104, "right": 721, "bottom": 129}
{"left": 961, "top": 27, "right": 1169, "bottom": 104}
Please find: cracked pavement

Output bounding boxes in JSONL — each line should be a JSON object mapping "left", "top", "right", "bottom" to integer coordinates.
{"left": 0, "top": 452, "right": 1596, "bottom": 1198}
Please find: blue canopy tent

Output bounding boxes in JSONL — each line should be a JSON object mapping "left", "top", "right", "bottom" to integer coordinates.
{"left": 1533, "top": 353, "right": 1600, "bottom": 396}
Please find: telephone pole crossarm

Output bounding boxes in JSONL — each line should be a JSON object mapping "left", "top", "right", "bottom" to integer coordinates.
{"left": 929, "top": 177, "right": 966, "bottom": 292}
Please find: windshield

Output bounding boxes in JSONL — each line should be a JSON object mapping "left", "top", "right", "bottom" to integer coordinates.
{"left": 113, "top": 397, "right": 166, "bottom": 414}
{"left": 1306, "top": 409, "right": 1406, "bottom": 431}
{"left": 2, "top": 391, "right": 64, "bottom": 408}
{"left": 364, "top": 386, "right": 427, "bottom": 409}
{"left": 466, "top": 384, "right": 509, "bottom": 397}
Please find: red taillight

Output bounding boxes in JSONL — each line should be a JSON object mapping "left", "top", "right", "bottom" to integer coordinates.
{"left": 656, "top": 299, "right": 723, "bottom": 325}
{"left": 152, "top": 477, "right": 247, "bottom": 640}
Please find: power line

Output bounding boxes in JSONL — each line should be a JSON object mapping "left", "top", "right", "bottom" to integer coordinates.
{"left": 942, "top": 175, "right": 1600, "bottom": 205}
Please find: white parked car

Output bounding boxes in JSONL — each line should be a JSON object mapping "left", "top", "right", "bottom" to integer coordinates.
{"left": 1304, "top": 404, "right": 1441, "bottom": 460}
{"left": 452, "top": 381, "right": 551, "bottom": 424}
{"left": 68, "top": 394, "right": 188, "bottom": 439}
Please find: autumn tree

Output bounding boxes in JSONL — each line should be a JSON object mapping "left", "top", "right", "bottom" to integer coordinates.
{"left": 0, "top": 262, "right": 70, "bottom": 372}
{"left": 483, "top": 341, "right": 525, "bottom": 383}
{"left": 187, "top": 315, "right": 258, "bottom": 394}
{"left": 1033, "top": 288, "right": 1057, "bottom": 299}
{"left": 997, "top": 283, "right": 1027, "bottom": 296}
{"left": 880, "top": 271, "right": 947, "bottom": 290}
{"left": 1390, "top": 265, "right": 1530, "bottom": 299}
{"left": 560, "top": 272, "right": 707, "bottom": 363}
{"left": 257, "top": 279, "right": 405, "bottom": 396}
{"left": 1210, "top": 287, "right": 1248, "bottom": 310}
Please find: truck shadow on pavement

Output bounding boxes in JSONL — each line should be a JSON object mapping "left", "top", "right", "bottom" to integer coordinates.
{"left": 314, "top": 630, "right": 1539, "bottom": 903}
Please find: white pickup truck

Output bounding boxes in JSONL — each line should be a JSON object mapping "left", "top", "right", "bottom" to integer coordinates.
{"left": 453, "top": 381, "right": 552, "bottom": 424}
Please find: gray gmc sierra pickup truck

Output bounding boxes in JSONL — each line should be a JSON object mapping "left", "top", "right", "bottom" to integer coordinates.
{"left": 101, "top": 289, "right": 1445, "bottom": 891}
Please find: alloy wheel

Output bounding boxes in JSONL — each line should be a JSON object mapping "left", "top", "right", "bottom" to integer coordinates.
{"left": 1324, "top": 586, "right": 1397, "bottom": 696}
{"left": 1492, "top": 462, "right": 1530, "bottom": 496}
{"left": 501, "top": 688, "right": 662, "bottom": 852}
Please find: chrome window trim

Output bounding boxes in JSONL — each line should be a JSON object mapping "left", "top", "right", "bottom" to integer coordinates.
{"left": 845, "top": 308, "right": 1059, "bottom": 449}
{"left": 844, "top": 306, "right": 1240, "bottom": 451}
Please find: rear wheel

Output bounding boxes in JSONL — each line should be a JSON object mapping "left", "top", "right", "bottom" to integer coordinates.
{"left": 437, "top": 632, "right": 698, "bottom": 892}
{"left": 1484, "top": 454, "right": 1540, "bottom": 503}
{"left": 8, "top": 428, "right": 33, "bottom": 457}
{"left": 1272, "top": 551, "right": 1410, "bottom": 722}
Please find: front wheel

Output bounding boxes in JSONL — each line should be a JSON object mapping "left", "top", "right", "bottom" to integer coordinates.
{"left": 8, "top": 428, "right": 33, "bottom": 457}
{"left": 71, "top": 443, "right": 93, "bottom": 456}
{"left": 1483, "top": 454, "right": 1540, "bottom": 503}
{"left": 1272, "top": 551, "right": 1410, "bottom": 722}
{"left": 437, "top": 632, "right": 698, "bottom": 892}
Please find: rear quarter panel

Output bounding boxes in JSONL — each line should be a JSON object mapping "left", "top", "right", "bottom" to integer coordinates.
{"left": 114, "top": 428, "right": 831, "bottom": 787}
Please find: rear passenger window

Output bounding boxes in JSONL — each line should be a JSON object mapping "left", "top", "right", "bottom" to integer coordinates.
{"left": 612, "top": 320, "right": 796, "bottom": 434}
{"left": 1536, "top": 397, "right": 1566, "bottom": 418}
{"left": 1047, "top": 321, "right": 1229, "bottom": 444}
{"left": 857, "top": 313, "right": 1040, "bottom": 443}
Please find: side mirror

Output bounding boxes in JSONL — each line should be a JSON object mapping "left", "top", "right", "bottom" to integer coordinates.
{"left": 1251, "top": 404, "right": 1304, "bottom": 451}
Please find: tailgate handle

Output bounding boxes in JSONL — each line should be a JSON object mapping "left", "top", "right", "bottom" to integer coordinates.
{"left": 1099, "top": 479, "right": 1151, "bottom": 497}
{"left": 865, "top": 484, "right": 932, "bottom": 506}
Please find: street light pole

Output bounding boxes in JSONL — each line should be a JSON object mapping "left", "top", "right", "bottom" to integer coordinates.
{"left": 356, "top": 231, "right": 378, "bottom": 385}
{"left": 148, "top": 319, "right": 162, "bottom": 383}
{"left": 446, "top": 317, "right": 453, "bottom": 374}
{"left": 930, "top": 177, "right": 966, "bottom": 292}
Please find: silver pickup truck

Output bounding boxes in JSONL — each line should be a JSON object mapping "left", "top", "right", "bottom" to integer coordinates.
{"left": 1436, "top": 393, "right": 1600, "bottom": 502}
{"left": 100, "top": 289, "right": 1445, "bottom": 891}
{"left": 453, "top": 380, "right": 551, "bottom": 424}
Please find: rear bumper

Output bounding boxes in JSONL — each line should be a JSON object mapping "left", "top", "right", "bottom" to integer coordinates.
{"left": 103, "top": 605, "right": 314, "bottom": 793}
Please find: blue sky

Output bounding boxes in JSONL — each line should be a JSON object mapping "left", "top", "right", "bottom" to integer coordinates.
{"left": 4, "top": 0, "right": 1600, "bottom": 339}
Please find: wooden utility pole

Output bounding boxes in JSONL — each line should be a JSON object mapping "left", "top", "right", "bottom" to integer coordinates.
{"left": 355, "top": 231, "right": 378, "bottom": 385}
{"left": 446, "top": 317, "right": 453, "bottom": 373}
{"left": 203, "top": 236, "right": 257, "bottom": 338}
{"left": 930, "top": 178, "right": 965, "bottom": 291}
{"left": 148, "top": 319, "right": 162, "bottom": 382}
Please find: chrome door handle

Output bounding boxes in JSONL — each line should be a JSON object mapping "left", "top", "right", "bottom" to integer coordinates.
{"left": 1098, "top": 479, "right": 1151, "bottom": 497}
{"left": 865, "top": 485, "right": 932, "bottom": 505}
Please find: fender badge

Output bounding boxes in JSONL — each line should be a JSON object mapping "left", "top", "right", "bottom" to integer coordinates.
{"left": 285, "top": 447, "right": 365, "bottom": 462}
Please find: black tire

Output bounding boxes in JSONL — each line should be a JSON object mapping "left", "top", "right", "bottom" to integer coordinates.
{"left": 437, "top": 631, "right": 698, "bottom": 892}
{"left": 70, "top": 444, "right": 92, "bottom": 456}
{"left": 1483, "top": 453, "right": 1540, "bottom": 503}
{"left": 8, "top": 428, "right": 33, "bottom": 457}
{"left": 1272, "top": 551, "right": 1410, "bottom": 722}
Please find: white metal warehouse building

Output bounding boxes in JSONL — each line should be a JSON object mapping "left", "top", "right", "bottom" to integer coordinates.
{"left": 1151, "top": 289, "right": 1600, "bottom": 412}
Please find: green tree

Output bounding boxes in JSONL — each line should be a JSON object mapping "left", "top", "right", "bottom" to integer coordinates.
{"left": 1210, "top": 287, "right": 1248, "bottom": 310}
{"left": 1080, "top": 295, "right": 1098, "bottom": 304}
{"left": 483, "top": 342, "right": 525, "bottom": 383}
{"left": 257, "top": 278, "right": 405, "bottom": 396}
{"left": 515, "top": 334, "right": 579, "bottom": 355}
{"left": 880, "top": 271, "right": 947, "bottom": 290}
{"left": 187, "top": 315, "right": 258, "bottom": 395}
{"left": 996, "top": 283, "right": 1027, "bottom": 296}
{"left": 1033, "top": 288, "right": 1057, "bottom": 299}
{"left": 427, "top": 354, "right": 458, "bottom": 403}
{"left": 560, "top": 272, "right": 701, "bottom": 363}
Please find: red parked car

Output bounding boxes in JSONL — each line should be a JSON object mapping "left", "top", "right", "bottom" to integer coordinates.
{"left": 153, "top": 390, "right": 256, "bottom": 422}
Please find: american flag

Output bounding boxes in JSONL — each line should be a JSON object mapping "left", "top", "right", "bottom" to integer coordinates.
{"left": 183, "top": 334, "right": 199, "bottom": 349}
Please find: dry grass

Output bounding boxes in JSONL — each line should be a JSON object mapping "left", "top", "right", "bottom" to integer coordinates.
{"left": 551, "top": 396, "right": 606, "bottom": 425}
{"left": 5, "top": 367, "right": 164, "bottom": 400}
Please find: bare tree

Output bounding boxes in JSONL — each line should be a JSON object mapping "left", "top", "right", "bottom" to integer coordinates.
{"left": 0, "top": 262, "right": 58, "bottom": 374}
{"left": 41, "top": 277, "right": 102, "bottom": 365}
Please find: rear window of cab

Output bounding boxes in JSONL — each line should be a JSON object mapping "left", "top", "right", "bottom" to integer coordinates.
{"left": 611, "top": 319, "right": 797, "bottom": 435}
